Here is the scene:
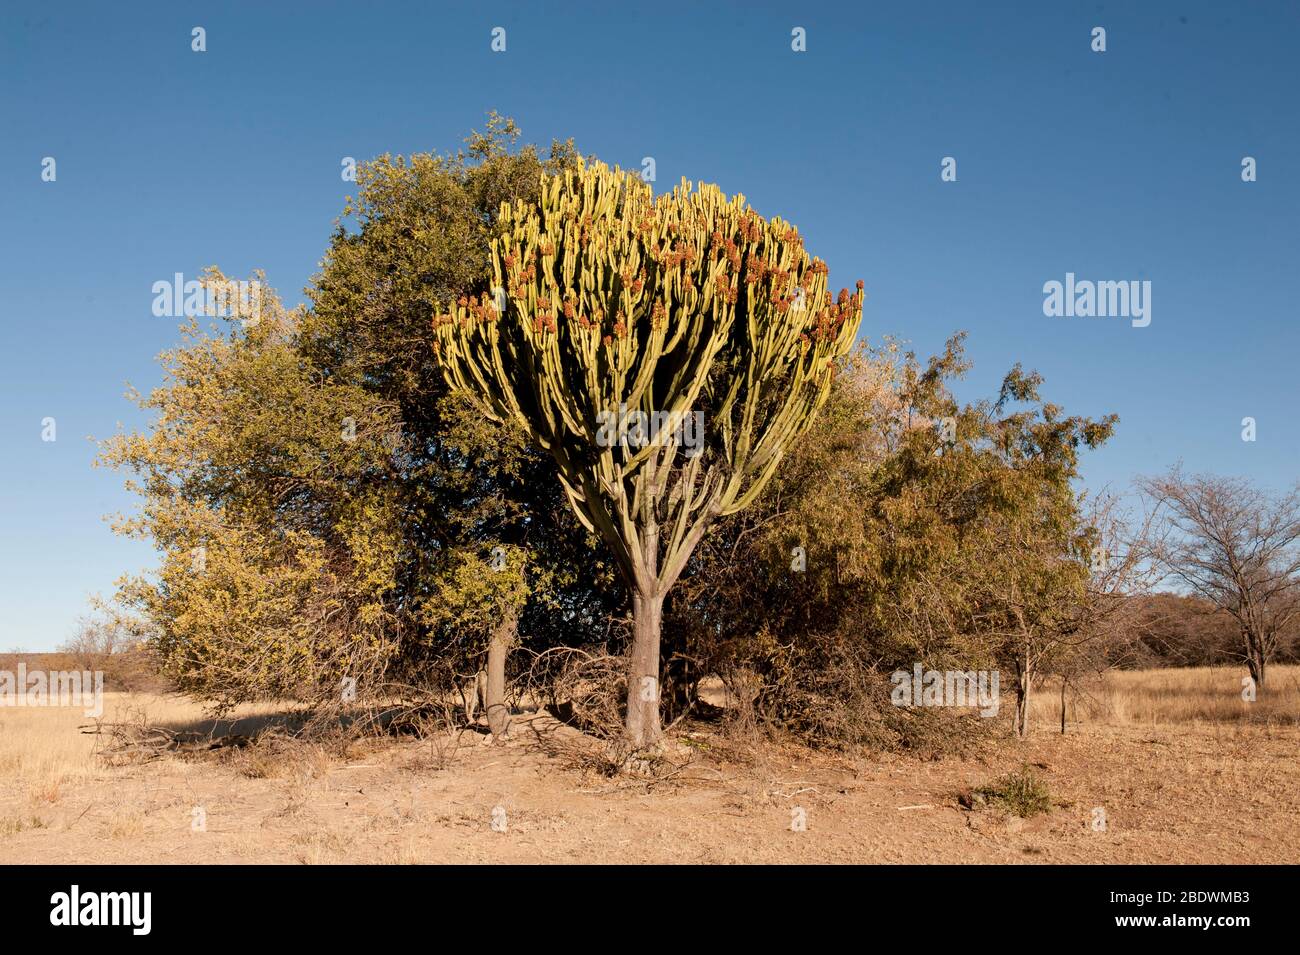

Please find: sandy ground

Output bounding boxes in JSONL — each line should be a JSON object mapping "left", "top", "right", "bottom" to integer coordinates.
{"left": 2, "top": 698, "right": 1297, "bottom": 864}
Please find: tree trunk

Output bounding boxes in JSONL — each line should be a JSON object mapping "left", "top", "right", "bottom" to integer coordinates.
{"left": 625, "top": 589, "right": 664, "bottom": 749}
{"left": 482, "top": 614, "right": 515, "bottom": 737}
{"left": 1059, "top": 677, "right": 1067, "bottom": 735}
{"left": 1015, "top": 667, "right": 1031, "bottom": 738}
{"left": 1242, "top": 625, "right": 1267, "bottom": 691}
{"left": 1245, "top": 649, "right": 1265, "bottom": 692}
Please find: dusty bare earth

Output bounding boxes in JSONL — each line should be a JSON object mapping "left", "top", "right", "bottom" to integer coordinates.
{"left": 2, "top": 692, "right": 1297, "bottom": 864}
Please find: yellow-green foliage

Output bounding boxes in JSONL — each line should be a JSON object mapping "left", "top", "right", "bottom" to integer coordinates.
{"left": 671, "top": 334, "right": 1117, "bottom": 744}
{"left": 300, "top": 116, "right": 615, "bottom": 662}
{"left": 99, "top": 272, "right": 408, "bottom": 709}
{"left": 99, "top": 118, "right": 604, "bottom": 711}
{"left": 418, "top": 545, "right": 530, "bottom": 649}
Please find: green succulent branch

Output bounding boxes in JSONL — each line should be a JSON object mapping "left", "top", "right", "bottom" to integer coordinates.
{"left": 434, "top": 159, "right": 862, "bottom": 746}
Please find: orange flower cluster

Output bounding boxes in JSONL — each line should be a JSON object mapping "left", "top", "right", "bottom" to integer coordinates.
{"left": 504, "top": 249, "right": 537, "bottom": 300}
{"left": 714, "top": 272, "right": 738, "bottom": 304}
{"left": 804, "top": 282, "right": 864, "bottom": 343}
{"left": 617, "top": 267, "right": 646, "bottom": 296}
{"left": 469, "top": 293, "right": 502, "bottom": 322}
{"left": 721, "top": 238, "right": 742, "bottom": 272}
{"left": 532, "top": 306, "right": 557, "bottom": 334}
{"left": 436, "top": 169, "right": 863, "bottom": 360}
{"left": 655, "top": 239, "right": 698, "bottom": 271}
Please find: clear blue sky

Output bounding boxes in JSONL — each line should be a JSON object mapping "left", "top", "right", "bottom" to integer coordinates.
{"left": 2, "top": 1, "right": 1297, "bottom": 650}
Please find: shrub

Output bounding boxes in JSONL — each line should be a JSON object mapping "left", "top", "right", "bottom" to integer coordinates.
{"left": 973, "top": 766, "right": 1052, "bottom": 817}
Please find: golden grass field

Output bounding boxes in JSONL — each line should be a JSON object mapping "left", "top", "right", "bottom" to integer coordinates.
{"left": 1030, "top": 664, "right": 1300, "bottom": 727}
{"left": 2, "top": 665, "right": 1297, "bottom": 863}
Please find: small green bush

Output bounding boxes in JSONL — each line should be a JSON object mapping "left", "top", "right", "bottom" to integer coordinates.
{"left": 974, "top": 766, "right": 1052, "bottom": 817}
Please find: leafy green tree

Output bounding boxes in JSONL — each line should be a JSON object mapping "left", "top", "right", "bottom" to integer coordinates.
{"left": 957, "top": 364, "right": 1116, "bottom": 735}
{"left": 669, "top": 334, "right": 1116, "bottom": 742}
{"left": 100, "top": 276, "right": 409, "bottom": 708}
{"left": 304, "top": 114, "right": 615, "bottom": 720}
{"left": 101, "top": 118, "right": 615, "bottom": 718}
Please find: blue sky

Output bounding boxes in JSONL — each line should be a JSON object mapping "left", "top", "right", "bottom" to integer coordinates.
{"left": 2, "top": 0, "right": 1297, "bottom": 649}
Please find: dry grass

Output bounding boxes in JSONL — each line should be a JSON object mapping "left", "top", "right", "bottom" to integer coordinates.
{"left": 0, "top": 813, "right": 48, "bottom": 837}
{"left": 1030, "top": 664, "right": 1300, "bottom": 730}
{"left": 290, "top": 829, "right": 356, "bottom": 865}
{"left": 3, "top": 668, "right": 1293, "bottom": 795}
{"left": 2, "top": 670, "right": 1298, "bottom": 864}
{"left": 0, "top": 692, "right": 289, "bottom": 800}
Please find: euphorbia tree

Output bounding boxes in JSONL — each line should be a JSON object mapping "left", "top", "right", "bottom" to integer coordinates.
{"left": 434, "top": 160, "right": 861, "bottom": 747}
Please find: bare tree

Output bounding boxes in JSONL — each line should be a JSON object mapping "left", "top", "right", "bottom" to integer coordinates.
{"left": 1139, "top": 468, "right": 1300, "bottom": 689}
{"left": 1049, "top": 493, "right": 1162, "bottom": 733}
{"left": 61, "top": 615, "right": 128, "bottom": 669}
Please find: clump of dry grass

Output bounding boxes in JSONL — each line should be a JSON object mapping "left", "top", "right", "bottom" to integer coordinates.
{"left": 383, "top": 838, "right": 424, "bottom": 864}
{"left": 291, "top": 828, "right": 356, "bottom": 865}
{"left": 0, "top": 812, "right": 48, "bottom": 836}
{"left": 108, "top": 810, "right": 145, "bottom": 839}
{"left": 217, "top": 732, "right": 332, "bottom": 780}
{"left": 27, "top": 776, "right": 62, "bottom": 806}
